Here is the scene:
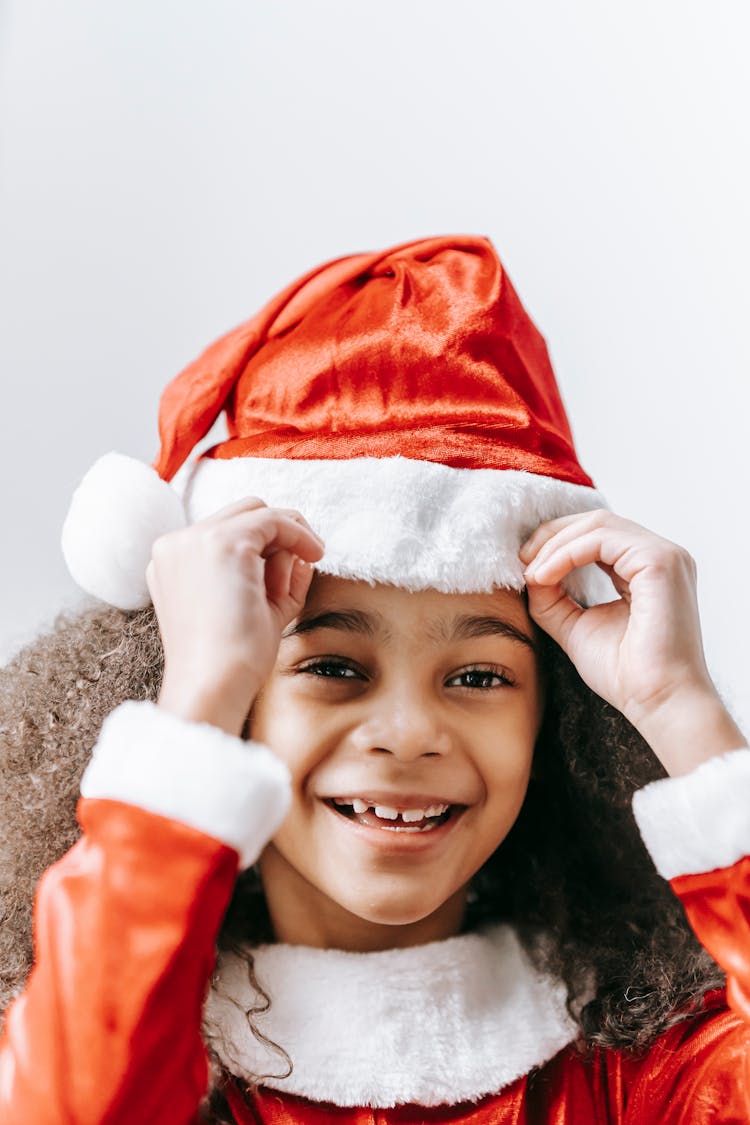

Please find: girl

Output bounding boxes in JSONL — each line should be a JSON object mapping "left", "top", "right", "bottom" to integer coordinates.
{"left": 0, "top": 234, "right": 748, "bottom": 1123}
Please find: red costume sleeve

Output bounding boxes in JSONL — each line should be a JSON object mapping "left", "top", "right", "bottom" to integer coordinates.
{"left": 519, "top": 855, "right": 750, "bottom": 1123}
{"left": 621, "top": 859, "right": 750, "bottom": 1120}
{"left": 673, "top": 859, "right": 750, "bottom": 1022}
{"left": 616, "top": 753, "right": 750, "bottom": 1122}
{"left": 0, "top": 798, "right": 238, "bottom": 1125}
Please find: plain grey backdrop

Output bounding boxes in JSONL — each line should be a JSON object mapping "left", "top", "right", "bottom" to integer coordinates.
{"left": 1, "top": 1, "right": 748, "bottom": 730}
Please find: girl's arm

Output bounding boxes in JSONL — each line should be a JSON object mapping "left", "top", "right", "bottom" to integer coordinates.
{"left": 0, "top": 499, "right": 324, "bottom": 1124}
{"left": 606, "top": 752, "right": 750, "bottom": 1121}
{"left": 634, "top": 748, "right": 750, "bottom": 1018}
{"left": 0, "top": 702, "right": 290, "bottom": 1125}
{"left": 523, "top": 511, "right": 750, "bottom": 1118}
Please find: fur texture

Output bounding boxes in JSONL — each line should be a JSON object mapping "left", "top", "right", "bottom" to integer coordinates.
{"left": 205, "top": 925, "right": 578, "bottom": 1107}
{"left": 61, "top": 453, "right": 613, "bottom": 611}
{"left": 62, "top": 452, "right": 186, "bottom": 610}
{"left": 81, "top": 702, "right": 291, "bottom": 869}
{"left": 183, "top": 456, "right": 612, "bottom": 603}
{"left": 633, "top": 748, "right": 750, "bottom": 880}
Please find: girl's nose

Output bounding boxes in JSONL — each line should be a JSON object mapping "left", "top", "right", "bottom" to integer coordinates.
{"left": 351, "top": 693, "right": 455, "bottom": 761}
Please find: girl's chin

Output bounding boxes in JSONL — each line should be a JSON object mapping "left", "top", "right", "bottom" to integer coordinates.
{"left": 339, "top": 900, "right": 444, "bottom": 927}
{"left": 324, "top": 881, "right": 468, "bottom": 936}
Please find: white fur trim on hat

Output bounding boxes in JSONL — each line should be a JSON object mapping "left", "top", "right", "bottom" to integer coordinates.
{"left": 182, "top": 455, "right": 613, "bottom": 606}
{"left": 62, "top": 452, "right": 187, "bottom": 610}
{"left": 80, "top": 700, "right": 291, "bottom": 868}
{"left": 61, "top": 452, "right": 613, "bottom": 610}
{"left": 633, "top": 746, "right": 750, "bottom": 881}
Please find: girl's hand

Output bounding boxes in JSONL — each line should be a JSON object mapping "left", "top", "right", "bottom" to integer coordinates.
{"left": 147, "top": 497, "right": 325, "bottom": 737}
{"left": 520, "top": 510, "right": 745, "bottom": 775}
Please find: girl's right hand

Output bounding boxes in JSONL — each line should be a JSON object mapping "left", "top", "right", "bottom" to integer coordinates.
{"left": 146, "top": 497, "right": 325, "bottom": 737}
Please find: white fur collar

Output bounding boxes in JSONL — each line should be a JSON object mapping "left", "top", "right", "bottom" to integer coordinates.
{"left": 204, "top": 925, "right": 578, "bottom": 1108}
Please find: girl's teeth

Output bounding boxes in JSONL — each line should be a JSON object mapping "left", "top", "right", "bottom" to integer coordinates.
{"left": 331, "top": 798, "right": 451, "bottom": 822}
{"left": 382, "top": 824, "right": 434, "bottom": 833}
{"left": 374, "top": 805, "right": 399, "bottom": 820}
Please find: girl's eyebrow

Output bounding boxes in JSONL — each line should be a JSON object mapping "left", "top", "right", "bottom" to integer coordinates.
{"left": 445, "top": 615, "right": 536, "bottom": 652}
{"left": 282, "top": 610, "right": 534, "bottom": 651}
{"left": 282, "top": 609, "right": 385, "bottom": 640}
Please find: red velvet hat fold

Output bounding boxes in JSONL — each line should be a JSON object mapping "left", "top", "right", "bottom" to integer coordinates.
{"left": 154, "top": 235, "right": 592, "bottom": 489}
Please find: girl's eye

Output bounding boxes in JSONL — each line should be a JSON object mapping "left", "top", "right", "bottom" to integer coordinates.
{"left": 299, "top": 659, "right": 364, "bottom": 680}
{"left": 446, "top": 667, "right": 514, "bottom": 690}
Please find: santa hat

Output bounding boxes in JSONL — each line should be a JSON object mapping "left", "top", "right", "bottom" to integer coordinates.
{"left": 61, "top": 234, "right": 610, "bottom": 611}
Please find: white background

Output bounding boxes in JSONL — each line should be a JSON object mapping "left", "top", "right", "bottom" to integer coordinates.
{"left": 1, "top": 2, "right": 748, "bottom": 730}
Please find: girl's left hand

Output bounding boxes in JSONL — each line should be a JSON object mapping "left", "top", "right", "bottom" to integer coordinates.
{"left": 520, "top": 510, "right": 745, "bottom": 775}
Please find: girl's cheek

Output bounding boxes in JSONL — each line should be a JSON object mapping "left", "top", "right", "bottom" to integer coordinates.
{"left": 247, "top": 678, "right": 304, "bottom": 744}
{"left": 255, "top": 705, "right": 336, "bottom": 779}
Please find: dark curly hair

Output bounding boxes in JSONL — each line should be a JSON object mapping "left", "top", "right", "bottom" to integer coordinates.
{"left": 0, "top": 601, "right": 724, "bottom": 1119}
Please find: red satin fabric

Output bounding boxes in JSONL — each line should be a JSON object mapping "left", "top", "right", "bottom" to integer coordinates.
{"left": 2, "top": 801, "right": 749, "bottom": 1124}
{"left": 153, "top": 236, "right": 593, "bottom": 489}
{"left": 0, "top": 800, "right": 239, "bottom": 1125}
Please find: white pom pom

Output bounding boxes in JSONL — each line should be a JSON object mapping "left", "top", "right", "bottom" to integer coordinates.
{"left": 61, "top": 452, "right": 187, "bottom": 610}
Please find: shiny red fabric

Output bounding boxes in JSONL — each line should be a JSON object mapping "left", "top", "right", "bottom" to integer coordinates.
{"left": 153, "top": 236, "right": 593, "bottom": 489}
{"left": 2, "top": 801, "right": 749, "bottom": 1123}
{"left": 0, "top": 800, "right": 239, "bottom": 1124}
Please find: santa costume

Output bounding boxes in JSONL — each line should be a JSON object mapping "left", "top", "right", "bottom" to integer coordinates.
{"left": 1, "top": 235, "right": 749, "bottom": 1122}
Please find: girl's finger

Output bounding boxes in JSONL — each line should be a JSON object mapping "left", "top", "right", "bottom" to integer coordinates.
{"left": 525, "top": 581, "right": 585, "bottom": 653}
{"left": 201, "top": 499, "right": 322, "bottom": 546}
{"left": 520, "top": 511, "right": 619, "bottom": 574}
{"left": 236, "top": 509, "right": 325, "bottom": 563}
{"left": 267, "top": 556, "right": 316, "bottom": 622}
{"left": 288, "top": 557, "right": 316, "bottom": 608}
{"left": 265, "top": 549, "right": 297, "bottom": 605}
{"left": 519, "top": 512, "right": 598, "bottom": 564}
{"left": 595, "top": 560, "right": 630, "bottom": 602}
{"left": 524, "top": 526, "right": 651, "bottom": 589}
{"left": 201, "top": 496, "right": 268, "bottom": 523}
{"left": 266, "top": 507, "right": 321, "bottom": 540}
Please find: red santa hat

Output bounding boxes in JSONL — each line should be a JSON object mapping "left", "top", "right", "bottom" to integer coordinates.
{"left": 61, "top": 234, "right": 610, "bottom": 611}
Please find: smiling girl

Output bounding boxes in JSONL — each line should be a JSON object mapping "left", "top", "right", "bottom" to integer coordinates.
{"left": 1, "top": 236, "right": 748, "bottom": 1122}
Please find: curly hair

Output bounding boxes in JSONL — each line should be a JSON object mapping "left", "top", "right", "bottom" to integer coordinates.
{"left": 0, "top": 602, "right": 724, "bottom": 1116}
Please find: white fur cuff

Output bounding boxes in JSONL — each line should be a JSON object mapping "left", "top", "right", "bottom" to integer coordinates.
{"left": 81, "top": 701, "right": 291, "bottom": 868}
{"left": 632, "top": 747, "right": 750, "bottom": 881}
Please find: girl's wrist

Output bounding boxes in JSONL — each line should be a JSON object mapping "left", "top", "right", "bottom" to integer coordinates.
{"left": 157, "top": 674, "right": 257, "bottom": 738}
{"left": 629, "top": 686, "right": 747, "bottom": 777}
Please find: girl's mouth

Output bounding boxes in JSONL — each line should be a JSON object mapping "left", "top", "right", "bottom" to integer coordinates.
{"left": 323, "top": 797, "right": 464, "bottom": 833}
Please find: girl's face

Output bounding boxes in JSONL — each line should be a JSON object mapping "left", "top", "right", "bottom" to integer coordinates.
{"left": 252, "top": 574, "right": 543, "bottom": 951}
